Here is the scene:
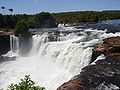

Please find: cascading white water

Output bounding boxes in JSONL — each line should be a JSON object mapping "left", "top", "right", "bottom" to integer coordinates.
{"left": 10, "top": 35, "right": 19, "bottom": 54}
{"left": 0, "top": 28, "right": 120, "bottom": 90}
{"left": 2, "top": 35, "right": 19, "bottom": 57}
{"left": 30, "top": 33, "right": 48, "bottom": 54}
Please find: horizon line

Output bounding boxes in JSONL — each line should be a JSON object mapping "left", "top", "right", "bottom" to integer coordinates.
{"left": 0, "top": 9, "right": 120, "bottom": 15}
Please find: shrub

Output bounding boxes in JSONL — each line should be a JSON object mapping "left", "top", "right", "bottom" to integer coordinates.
{"left": 7, "top": 75, "right": 45, "bottom": 90}
{"left": 15, "top": 20, "right": 31, "bottom": 37}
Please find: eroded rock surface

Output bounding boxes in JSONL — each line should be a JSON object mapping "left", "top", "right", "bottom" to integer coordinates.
{"left": 96, "top": 36, "right": 120, "bottom": 56}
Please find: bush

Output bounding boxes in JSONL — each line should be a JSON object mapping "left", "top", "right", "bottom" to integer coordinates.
{"left": 34, "top": 12, "right": 57, "bottom": 28}
{"left": 7, "top": 75, "right": 45, "bottom": 90}
{"left": 15, "top": 20, "right": 31, "bottom": 37}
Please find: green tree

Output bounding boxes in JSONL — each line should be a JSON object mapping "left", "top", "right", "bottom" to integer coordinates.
{"left": 15, "top": 20, "right": 31, "bottom": 37}
{"left": 34, "top": 12, "right": 57, "bottom": 28}
{"left": 7, "top": 75, "right": 45, "bottom": 90}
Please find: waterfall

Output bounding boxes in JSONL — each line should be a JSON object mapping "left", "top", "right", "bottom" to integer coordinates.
{"left": 2, "top": 35, "right": 19, "bottom": 57}
{"left": 10, "top": 35, "right": 19, "bottom": 54}
{"left": 0, "top": 28, "right": 120, "bottom": 90}
{"left": 30, "top": 33, "right": 48, "bottom": 54}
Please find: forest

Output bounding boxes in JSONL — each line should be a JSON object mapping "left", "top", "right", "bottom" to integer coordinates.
{"left": 0, "top": 10, "right": 120, "bottom": 31}
{"left": 54, "top": 10, "right": 120, "bottom": 23}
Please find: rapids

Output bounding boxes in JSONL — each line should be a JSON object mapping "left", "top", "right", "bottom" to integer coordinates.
{"left": 0, "top": 28, "right": 120, "bottom": 90}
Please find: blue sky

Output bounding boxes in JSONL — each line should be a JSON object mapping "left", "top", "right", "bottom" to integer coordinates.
{"left": 0, "top": 0, "right": 120, "bottom": 14}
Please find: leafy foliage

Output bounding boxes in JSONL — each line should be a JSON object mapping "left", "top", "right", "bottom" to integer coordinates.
{"left": 0, "top": 12, "right": 57, "bottom": 30}
{"left": 7, "top": 75, "right": 45, "bottom": 90}
{"left": 33, "top": 12, "right": 57, "bottom": 28}
{"left": 53, "top": 11, "right": 120, "bottom": 23}
{"left": 15, "top": 20, "right": 31, "bottom": 37}
{"left": 0, "top": 11, "right": 120, "bottom": 31}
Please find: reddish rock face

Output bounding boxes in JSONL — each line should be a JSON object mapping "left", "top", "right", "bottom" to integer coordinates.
{"left": 57, "top": 80, "right": 80, "bottom": 90}
{"left": 95, "top": 43, "right": 105, "bottom": 53}
{"left": 103, "top": 36, "right": 120, "bottom": 46}
{"left": 95, "top": 37, "right": 120, "bottom": 57}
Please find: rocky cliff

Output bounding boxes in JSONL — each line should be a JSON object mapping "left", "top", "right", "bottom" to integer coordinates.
{"left": 0, "top": 35, "right": 10, "bottom": 55}
{"left": 57, "top": 36, "right": 120, "bottom": 90}
{"left": 0, "top": 31, "right": 14, "bottom": 55}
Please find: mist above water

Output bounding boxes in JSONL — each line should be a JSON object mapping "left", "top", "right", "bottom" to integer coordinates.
{"left": 0, "top": 28, "right": 120, "bottom": 90}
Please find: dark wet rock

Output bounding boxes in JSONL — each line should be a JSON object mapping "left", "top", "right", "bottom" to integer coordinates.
{"left": 0, "top": 35, "right": 10, "bottom": 55}
{"left": 78, "top": 57, "right": 120, "bottom": 89}
{"left": 58, "top": 57, "right": 120, "bottom": 90}
{"left": 0, "top": 56, "right": 16, "bottom": 63}
{"left": 0, "top": 31, "right": 14, "bottom": 55}
{"left": 48, "top": 31, "right": 60, "bottom": 41}
{"left": 90, "top": 49, "right": 101, "bottom": 63}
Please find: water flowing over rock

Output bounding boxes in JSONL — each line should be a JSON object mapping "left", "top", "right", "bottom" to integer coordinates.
{"left": 0, "top": 28, "right": 120, "bottom": 90}
{"left": 57, "top": 36, "right": 120, "bottom": 90}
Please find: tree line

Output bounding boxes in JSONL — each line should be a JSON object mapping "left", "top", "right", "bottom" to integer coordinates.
{"left": 53, "top": 10, "right": 120, "bottom": 24}
{"left": 0, "top": 12, "right": 57, "bottom": 29}
{"left": 0, "top": 10, "right": 120, "bottom": 30}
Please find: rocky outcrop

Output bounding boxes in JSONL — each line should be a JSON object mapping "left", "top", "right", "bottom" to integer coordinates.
{"left": 103, "top": 37, "right": 120, "bottom": 56}
{"left": 91, "top": 36, "right": 120, "bottom": 62}
{"left": 0, "top": 35, "right": 10, "bottom": 55}
{"left": 0, "top": 31, "right": 13, "bottom": 55}
{"left": 57, "top": 36, "right": 120, "bottom": 90}
{"left": 58, "top": 56, "right": 120, "bottom": 90}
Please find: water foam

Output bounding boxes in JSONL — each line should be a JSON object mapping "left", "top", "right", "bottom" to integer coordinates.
{"left": 0, "top": 28, "right": 119, "bottom": 90}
